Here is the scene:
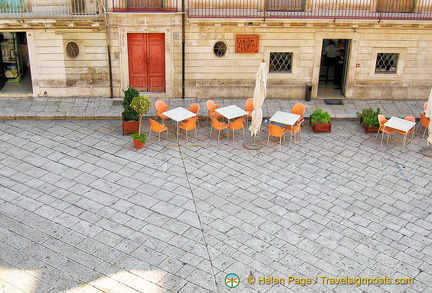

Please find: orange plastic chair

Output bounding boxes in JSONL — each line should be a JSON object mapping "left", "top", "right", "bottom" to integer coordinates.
{"left": 206, "top": 100, "right": 222, "bottom": 120}
{"left": 155, "top": 100, "right": 170, "bottom": 123}
{"left": 267, "top": 124, "right": 285, "bottom": 146}
{"left": 209, "top": 117, "right": 229, "bottom": 141}
{"left": 245, "top": 98, "right": 254, "bottom": 120}
{"left": 376, "top": 114, "right": 395, "bottom": 145}
{"left": 284, "top": 119, "right": 304, "bottom": 145}
{"left": 419, "top": 112, "right": 430, "bottom": 138}
{"left": 187, "top": 103, "right": 200, "bottom": 116}
{"left": 395, "top": 116, "right": 416, "bottom": 148}
{"left": 290, "top": 103, "right": 306, "bottom": 120}
{"left": 228, "top": 118, "right": 246, "bottom": 140}
{"left": 149, "top": 118, "right": 169, "bottom": 142}
{"left": 179, "top": 117, "right": 198, "bottom": 142}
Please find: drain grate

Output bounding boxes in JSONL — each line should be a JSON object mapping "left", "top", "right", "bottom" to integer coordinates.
{"left": 112, "top": 100, "right": 123, "bottom": 106}
{"left": 324, "top": 99, "right": 343, "bottom": 105}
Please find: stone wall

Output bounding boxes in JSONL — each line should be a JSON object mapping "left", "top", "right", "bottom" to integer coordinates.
{"left": 183, "top": 20, "right": 432, "bottom": 100}
{"left": 108, "top": 15, "right": 432, "bottom": 100}
{"left": 29, "top": 29, "right": 110, "bottom": 97}
{"left": 108, "top": 13, "right": 181, "bottom": 98}
{"left": 352, "top": 28, "right": 432, "bottom": 99}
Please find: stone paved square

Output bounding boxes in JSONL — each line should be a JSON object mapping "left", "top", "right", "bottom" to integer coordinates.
{"left": 0, "top": 117, "right": 431, "bottom": 293}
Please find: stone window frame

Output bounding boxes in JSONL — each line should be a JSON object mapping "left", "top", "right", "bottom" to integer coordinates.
{"left": 65, "top": 41, "right": 80, "bottom": 59}
{"left": 213, "top": 41, "right": 228, "bottom": 58}
{"left": 269, "top": 52, "right": 294, "bottom": 73}
{"left": 369, "top": 48, "right": 406, "bottom": 80}
{"left": 375, "top": 53, "right": 399, "bottom": 74}
{"left": 264, "top": 47, "right": 300, "bottom": 78}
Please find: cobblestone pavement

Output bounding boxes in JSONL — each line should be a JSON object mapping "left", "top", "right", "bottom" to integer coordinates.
{"left": 0, "top": 117, "right": 431, "bottom": 293}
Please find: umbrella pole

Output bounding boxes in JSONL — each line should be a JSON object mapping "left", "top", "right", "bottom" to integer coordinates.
{"left": 243, "top": 132, "right": 262, "bottom": 150}
{"left": 422, "top": 145, "right": 432, "bottom": 157}
{"left": 422, "top": 141, "right": 432, "bottom": 157}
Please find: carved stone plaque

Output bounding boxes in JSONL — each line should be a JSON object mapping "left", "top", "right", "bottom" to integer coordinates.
{"left": 236, "top": 35, "right": 259, "bottom": 53}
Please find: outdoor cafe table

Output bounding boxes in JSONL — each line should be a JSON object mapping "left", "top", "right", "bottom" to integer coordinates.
{"left": 269, "top": 111, "right": 301, "bottom": 126}
{"left": 215, "top": 105, "right": 248, "bottom": 121}
{"left": 162, "top": 107, "right": 196, "bottom": 140}
{"left": 384, "top": 116, "right": 416, "bottom": 148}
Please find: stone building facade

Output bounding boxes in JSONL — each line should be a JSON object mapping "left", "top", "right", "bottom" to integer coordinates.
{"left": 0, "top": 0, "right": 109, "bottom": 98}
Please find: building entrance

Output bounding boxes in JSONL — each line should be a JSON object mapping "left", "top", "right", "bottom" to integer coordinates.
{"left": 0, "top": 32, "right": 33, "bottom": 95}
{"left": 318, "top": 39, "right": 350, "bottom": 98}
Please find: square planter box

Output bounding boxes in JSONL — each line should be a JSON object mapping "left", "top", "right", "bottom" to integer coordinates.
{"left": 310, "top": 114, "right": 331, "bottom": 133}
{"left": 359, "top": 118, "right": 379, "bottom": 134}
{"left": 312, "top": 123, "right": 332, "bottom": 133}
{"left": 363, "top": 125, "right": 379, "bottom": 134}
{"left": 122, "top": 120, "right": 140, "bottom": 135}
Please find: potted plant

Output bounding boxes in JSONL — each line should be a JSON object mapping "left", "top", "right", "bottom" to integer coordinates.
{"left": 129, "top": 95, "right": 152, "bottom": 149}
{"left": 131, "top": 133, "right": 147, "bottom": 149}
{"left": 356, "top": 107, "right": 380, "bottom": 133}
{"left": 122, "top": 87, "right": 140, "bottom": 135}
{"left": 310, "top": 109, "right": 332, "bottom": 133}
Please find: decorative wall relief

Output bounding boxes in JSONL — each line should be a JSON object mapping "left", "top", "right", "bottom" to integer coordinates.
{"left": 236, "top": 35, "right": 259, "bottom": 53}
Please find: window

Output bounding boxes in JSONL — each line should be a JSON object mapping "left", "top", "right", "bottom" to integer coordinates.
{"left": 213, "top": 41, "right": 227, "bottom": 57}
{"left": 66, "top": 41, "right": 80, "bottom": 58}
{"left": 266, "top": 0, "right": 305, "bottom": 11}
{"left": 269, "top": 52, "right": 293, "bottom": 73}
{"left": 375, "top": 53, "right": 399, "bottom": 74}
{"left": 376, "top": 0, "right": 415, "bottom": 13}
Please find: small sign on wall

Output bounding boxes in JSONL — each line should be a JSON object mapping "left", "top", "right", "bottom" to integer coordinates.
{"left": 236, "top": 35, "right": 259, "bottom": 53}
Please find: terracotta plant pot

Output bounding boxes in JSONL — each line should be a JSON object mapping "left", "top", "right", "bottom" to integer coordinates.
{"left": 313, "top": 123, "right": 332, "bottom": 133}
{"left": 360, "top": 117, "right": 379, "bottom": 134}
{"left": 123, "top": 120, "right": 140, "bottom": 135}
{"left": 133, "top": 139, "right": 144, "bottom": 149}
{"left": 364, "top": 125, "right": 379, "bottom": 134}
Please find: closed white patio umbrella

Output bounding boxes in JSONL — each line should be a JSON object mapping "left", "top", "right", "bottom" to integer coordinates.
{"left": 426, "top": 90, "right": 432, "bottom": 144}
{"left": 248, "top": 60, "right": 268, "bottom": 138}
{"left": 422, "top": 89, "right": 432, "bottom": 156}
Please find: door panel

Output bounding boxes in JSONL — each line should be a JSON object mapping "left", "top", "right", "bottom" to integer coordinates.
{"left": 341, "top": 40, "right": 351, "bottom": 96}
{"left": 128, "top": 0, "right": 163, "bottom": 9}
{"left": 266, "top": 0, "right": 305, "bottom": 11}
{"left": 0, "top": 44, "right": 4, "bottom": 90}
{"left": 127, "top": 33, "right": 165, "bottom": 92}
{"left": 128, "top": 34, "right": 147, "bottom": 89}
{"left": 148, "top": 34, "right": 165, "bottom": 92}
{"left": 377, "top": 0, "right": 415, "bottom": 12}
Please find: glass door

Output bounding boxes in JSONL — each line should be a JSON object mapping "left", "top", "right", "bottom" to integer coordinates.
{"left": 1, "top": 32, "right": 22, "bottom": 83}
{"left": 0, "top": 36, "right": 4, "bottom": 90}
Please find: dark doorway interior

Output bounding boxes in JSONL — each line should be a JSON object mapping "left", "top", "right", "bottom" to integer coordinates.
{"left": 0, "top": 31, "right": 32, "bottom": 94}
{"left": 318, "top": 39, "right": 349, "bottom": 98}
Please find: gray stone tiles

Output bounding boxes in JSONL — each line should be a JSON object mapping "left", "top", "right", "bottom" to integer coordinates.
{"left": 0, "top": 111, "right": 431, "bottom": 292}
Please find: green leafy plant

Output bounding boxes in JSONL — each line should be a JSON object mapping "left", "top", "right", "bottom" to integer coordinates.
{"left": 130, "top": 133, "right": 147, "bottom": 143}
{"left": 122, "top": 87, "right": 140, "bottom": 121}
{"left": 311, "top": 109, "right": 331, "bottom": 125}
{"left": 356, "top": 107, "right": 380, "bottom": 128}
{"left": 130, "top": 95, "right": 152, "bottom": 136}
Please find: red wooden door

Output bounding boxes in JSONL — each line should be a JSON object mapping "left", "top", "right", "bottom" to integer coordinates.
{"left": 127, "top": 33, "right": 165, "bottom": 92}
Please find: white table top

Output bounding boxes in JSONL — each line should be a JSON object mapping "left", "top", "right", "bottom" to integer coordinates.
{"left": 384, "top": 116, "right": 416, "bottom": 132}
{"left": 162, "top": 107, "right": 196, "bottom": 122}
{"left": 270, "top": 111, "right": 301, "bottom": 126}
{"left": 215, "top": 105, "right": 248, "bottom": 120}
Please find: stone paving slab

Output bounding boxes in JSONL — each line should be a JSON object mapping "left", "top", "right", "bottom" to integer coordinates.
{"left": 0, "top": 97, "right": 427, "bottom": 120}
{"left": 0, "top": 118, "right": 431, "bottom": 293}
